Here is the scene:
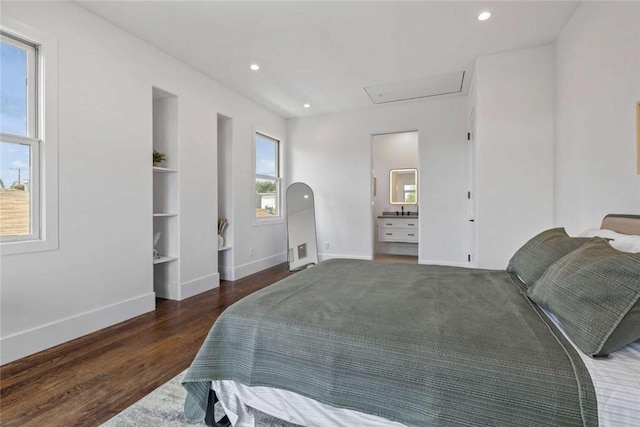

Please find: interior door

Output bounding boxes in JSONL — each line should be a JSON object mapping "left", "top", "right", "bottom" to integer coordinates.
{"left": 466, "top": 113, "right": 477, "bottom": 266}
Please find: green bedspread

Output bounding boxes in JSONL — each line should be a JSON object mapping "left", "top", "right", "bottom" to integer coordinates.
{"left": 183, "top": 259, "right": 597, "bottom": 426}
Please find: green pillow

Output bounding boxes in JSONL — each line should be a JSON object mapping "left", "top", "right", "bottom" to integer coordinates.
{"left": 507, "top": 228, "right": 587, "bottom": 287}
{"left": 528, "top": 238, "right": 640, "bottom": 356}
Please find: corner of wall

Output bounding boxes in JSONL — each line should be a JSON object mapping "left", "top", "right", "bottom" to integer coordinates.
{"left": 180, "top": 273, "right": 220, "bottom": 300}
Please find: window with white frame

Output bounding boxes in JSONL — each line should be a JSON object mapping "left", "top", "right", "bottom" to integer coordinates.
{"left": 0, "top": 32, "right": 39, "bottom": 241}
{"left": 254, "top": 132, "right": 281, "bottom": 220}
{"left": 403, "top": 184, "right": 416, "bottom": 203}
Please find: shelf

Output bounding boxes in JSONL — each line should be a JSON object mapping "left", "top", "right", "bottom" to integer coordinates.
{"left": 153, "top": 256, "right": 178, "bottom": 265}
{"left": 153, "top": 166, "right": 178, "bottom": 173}
{"left": 218, "top": 246, "right": 232, "bottom": 252}
{"left": 153, "top": 90, "right": 180, "bottom": 300}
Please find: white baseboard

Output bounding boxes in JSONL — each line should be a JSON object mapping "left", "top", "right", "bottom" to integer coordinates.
{"left": 233, "top": 252, "right": 288, "bottom": 281}
{"left": 180, "top": 273, "right": 220, "bottom": 300}
{"left": 318, "top": 253, "right": 373, "bottom": 262}
{"left": 418, "top": 259, "right": 471, "bottom": 268}
{"left": 0, "top": 292, "right": 156, "bottom": 365}
{"left": 155, "top": 273, "right": 220, "bottom": 300}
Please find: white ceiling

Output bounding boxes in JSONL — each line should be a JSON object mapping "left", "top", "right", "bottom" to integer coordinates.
{"left": 77, "top": 1, "right": 578, "bottom": 118}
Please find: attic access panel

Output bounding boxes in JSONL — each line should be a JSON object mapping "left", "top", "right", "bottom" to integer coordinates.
{"left": 365, "top": 71, "right": 465, "bottom": 104}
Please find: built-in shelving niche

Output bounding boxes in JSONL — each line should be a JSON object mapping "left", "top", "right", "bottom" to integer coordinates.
{"left": 153, "top": 87, "right": 180, "bottom": 299}
{"left": 217, "top": 113, "right": 233, "bottom": 280}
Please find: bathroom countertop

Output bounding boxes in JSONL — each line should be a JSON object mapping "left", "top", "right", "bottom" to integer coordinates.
{"left": 377, "top": 215, "right": 418, "bottom": 219}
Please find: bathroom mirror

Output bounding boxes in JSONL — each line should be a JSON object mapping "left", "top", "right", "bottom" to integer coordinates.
{"left": 389, "top": 169, "right": 418, "bottom": 204}
{"left": 286, "top": 182, "right": 319, "bottom": 271}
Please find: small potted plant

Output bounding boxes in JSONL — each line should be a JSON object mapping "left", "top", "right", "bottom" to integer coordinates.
{"left": 153, "top": 149, "right": 166, "bottom": 167}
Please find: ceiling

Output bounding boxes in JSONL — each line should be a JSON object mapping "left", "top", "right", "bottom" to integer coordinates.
{"left": 77, "top": 1, "right": 579, "bottom": 119}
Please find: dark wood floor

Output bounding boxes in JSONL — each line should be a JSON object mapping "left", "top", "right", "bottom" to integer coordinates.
{"left": 0, "top": 264, "right": 293, "bottom": 427}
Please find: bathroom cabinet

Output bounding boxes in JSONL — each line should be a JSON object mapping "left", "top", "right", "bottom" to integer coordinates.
{"left": 377, "top": 217, "right": 418, "bottom": 243}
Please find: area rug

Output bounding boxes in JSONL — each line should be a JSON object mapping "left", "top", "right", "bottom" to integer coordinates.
{"left": 102, "top": 370, "right": 300, "bottom": 427}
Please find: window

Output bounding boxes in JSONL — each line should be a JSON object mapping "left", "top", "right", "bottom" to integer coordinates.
{"left": 254, "top": 132, "right": 281, "bottom": 220}
{"left": 1, "top": 32, "right": 39, "bottom": 242}
{"left": 0, "top": 27, "right": 57, "bottom": 256}
{"left": 403, "top": 184, "right": 416, "bottom": 203}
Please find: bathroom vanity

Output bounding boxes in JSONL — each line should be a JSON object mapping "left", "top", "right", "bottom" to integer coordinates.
{"left": 377, "top": 216, "right": 418, "bottom": 243}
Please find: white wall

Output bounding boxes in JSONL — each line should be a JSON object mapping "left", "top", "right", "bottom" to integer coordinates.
{"left": 0, "top": 1, "right": 286, "bottom": 364}
{"left": 372, "top": 132, "right": 419, "bottom": 255}
{"left": 555, "top": 2, "right": 640, "bottom": 234}
{"left": 473, "top": 45, "right": 555, "bottom": 269}
{"left": 287, "top": 96, "right": 469, "bottom": 266}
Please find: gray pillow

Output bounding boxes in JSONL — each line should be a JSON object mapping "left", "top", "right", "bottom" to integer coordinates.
{"left": 507, "top": 228, "right": 588, "bottom": 287}
{"left": 528, "top": 238, "right": 640, "bottom": 356}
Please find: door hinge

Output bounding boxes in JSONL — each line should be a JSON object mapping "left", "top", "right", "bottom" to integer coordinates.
{"left": 467, "top": 132, "right": 471, "bottom": 141}
{"left": 468, "top": 254, "right": 471, "bottom": 262}
{"left": 467, "top": 191, "right": 471, "bottom": 199}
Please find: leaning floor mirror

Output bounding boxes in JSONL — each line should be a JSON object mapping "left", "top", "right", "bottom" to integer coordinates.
{"left": 286, "top": 182, "right": 319, "bottom": 271}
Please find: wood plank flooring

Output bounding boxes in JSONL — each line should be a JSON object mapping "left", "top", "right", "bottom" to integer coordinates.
{"left": 0, "top": 264, "right": 293, "bottom": 427}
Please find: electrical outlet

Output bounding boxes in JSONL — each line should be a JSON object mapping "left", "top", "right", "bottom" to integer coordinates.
{"left": 325, "top": 242, "right": 330, "bottom": 250}
{"left": 249, "top": 248, "right": 253, "bottom": 257}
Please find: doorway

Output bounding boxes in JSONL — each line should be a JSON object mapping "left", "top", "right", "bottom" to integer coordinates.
{"left": 371, "top": 131, "right": 419, "bottom": 264}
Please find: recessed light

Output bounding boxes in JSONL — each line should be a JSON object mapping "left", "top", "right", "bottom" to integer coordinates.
{"left": 478, "top": 12, "right": 491, "bottom": 21}
{"left": 303, "top": 103, "right": 311, "bottom": 108}
{"left": 250, "top": 64, "right": 260, "bottom": 71}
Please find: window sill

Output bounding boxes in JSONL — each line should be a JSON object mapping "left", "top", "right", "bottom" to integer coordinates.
{"left": 253, "top": 217, "right": 285, "bottom": 227}
{"left": 1, "top": 237, "right": 58, "bottom": 256}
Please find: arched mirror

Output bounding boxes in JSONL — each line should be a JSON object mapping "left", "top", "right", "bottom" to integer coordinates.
{"left": 286, "top": 183, "right": 319, "bottom": 271}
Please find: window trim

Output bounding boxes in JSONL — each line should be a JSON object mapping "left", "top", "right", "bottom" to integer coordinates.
{"left": 1, "top": 24, "right": 58, "bottom": 256}
{"left": 252, "top": 130, "right": 283, "bottom": 225}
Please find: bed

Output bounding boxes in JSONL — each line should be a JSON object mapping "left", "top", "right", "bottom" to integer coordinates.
{"left": 183, "top": 214, "right": 640, "bottom": 427}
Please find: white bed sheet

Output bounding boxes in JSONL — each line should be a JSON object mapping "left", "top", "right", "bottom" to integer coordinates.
{"left": 541, "top": 308, "right": 640, "bottom": 427}
{"left": 212, "top": 310, "right": 640, "bottom": 427}
{"left": 212, "top": 379, "right": 406, "bottom": 427}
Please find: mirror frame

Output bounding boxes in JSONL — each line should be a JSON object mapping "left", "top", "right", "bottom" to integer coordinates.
{"left": 389, "top": 168, "right": 418, "bottom": 205}
{"left": 286, "top": 182, "right": 319, "bottom": 271}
